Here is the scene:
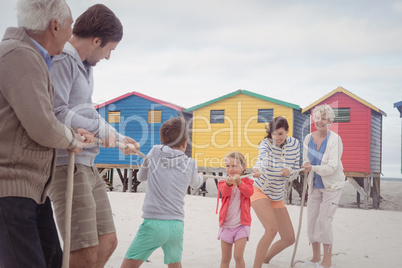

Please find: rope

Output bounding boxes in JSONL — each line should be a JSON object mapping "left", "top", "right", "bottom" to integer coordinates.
{"left": 193, "top": 169, "right": 305, "bottom": 197}
{"left": 289, "top": 173, "right": 345, "bottom": 267}
{"left": 61, "top": 138, "right": 147, "bottom": 267}
{"left": 197, "top": 169, "right": 307, "bottom": 267}
{"left": 81, "top": 136, "right": 148, "bottom": 159}
{"left": 290, "top": 172, "right": 309, "bottom": 267}
{"left": 62, "top": 152, "right": 75, "bottom": 268}
{"left": 94, "top": 137, "right": 148, "bottom": 159}
{"left": 202, "top": 169, "right": 305, "bottom": 181}
{"left": 202, "top": 173, "right": 255, "bottom": 180}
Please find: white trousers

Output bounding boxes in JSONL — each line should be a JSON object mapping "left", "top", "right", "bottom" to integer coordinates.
{"left": 307, "top": 188, "right": 342, "bottom": 245}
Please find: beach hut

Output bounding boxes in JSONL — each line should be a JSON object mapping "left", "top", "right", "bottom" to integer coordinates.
{"left": 302, "top": 86, "right": 387, "bottom": 209}
{"left": 185, "top": 89, "right": 309, "bottom": 174}
{"left": 94, "top": 91, "right": 191, "bottom": 191}
{"left": 394, "top": 101, "right": 402, "bottom": 174}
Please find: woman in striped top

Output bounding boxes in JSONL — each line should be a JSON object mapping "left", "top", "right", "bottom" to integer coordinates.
{"left": 251, "top": 116, "right": 301, "bottom": 267}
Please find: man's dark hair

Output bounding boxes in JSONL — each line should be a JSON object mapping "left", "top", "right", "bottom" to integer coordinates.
{"left": 73, "top": 4, "right": 123, "bottom": 47}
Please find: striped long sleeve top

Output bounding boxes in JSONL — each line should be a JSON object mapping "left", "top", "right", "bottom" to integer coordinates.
{"left": 253, "top": 136, "right": 300, "bottom": 201}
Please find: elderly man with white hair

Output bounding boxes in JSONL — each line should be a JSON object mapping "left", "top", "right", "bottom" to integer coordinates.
{"left": 0, "top": 0, "right": 94, "bottom": 267}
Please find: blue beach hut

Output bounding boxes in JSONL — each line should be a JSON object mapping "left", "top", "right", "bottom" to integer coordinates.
{"left": 94, "top": 91, "right": 190, "bottom": 191}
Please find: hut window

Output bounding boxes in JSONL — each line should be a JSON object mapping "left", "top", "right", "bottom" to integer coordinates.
{"left": 258, "top": 109, "right": 273, "bottom": 123}
{"left": 108, "top": 111, "right": 121, "bottom": 123}
{"left": 210, "top": 110, "right": 225, "bottom": 123}
{"left": 333, "top": 108, "right": 350, "bottom": 123}
{"left": 148, "top": 110, "right": 162, "bottom": 123}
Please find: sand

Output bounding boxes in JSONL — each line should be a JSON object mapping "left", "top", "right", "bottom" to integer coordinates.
{"left": 102, "top": 179, "right": 402, "bottom": 267}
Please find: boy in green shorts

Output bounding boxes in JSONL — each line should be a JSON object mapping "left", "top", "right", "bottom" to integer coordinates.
{"left": 121, "top": 117, "right": 203, "bottom": 268}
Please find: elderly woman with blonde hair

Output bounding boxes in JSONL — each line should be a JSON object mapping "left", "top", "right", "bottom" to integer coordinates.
{"left": 301, "top": 104, "right": 345, "bottom": 268}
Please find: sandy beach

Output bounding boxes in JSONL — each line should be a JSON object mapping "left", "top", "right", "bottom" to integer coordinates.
{"left": 101, "top": 179, "right": 402, "bottom": 267}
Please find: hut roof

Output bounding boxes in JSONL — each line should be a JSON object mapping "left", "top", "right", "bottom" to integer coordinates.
{"left": 185, "top": 89, "right": 300, "bottom": 112}
{"left": 302, "top": 86, "right": 387, "bottom": 116}
{"left": 94, "top": 91, "right": 185, "bottom": 111}
{"left": 394, "top": 101, "right": 402, "bottom": 117}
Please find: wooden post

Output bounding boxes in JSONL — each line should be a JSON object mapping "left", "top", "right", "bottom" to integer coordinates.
{"left": 110, "top": 169, "right": 114, "bottom": 186}
{"left": 347, "top": 177, "right": 368, "bottom": 209}
{"left": 116, "top": 169, "right": 126, "bottom": 192}
{"left": 128, "top": 169, "right": 133, "bottom": 192}
{"left": 285, "top": 181, "right": 293, "bottom": 205}
{"left": 124, "top": 169, "right": 128, "bottom": 191}
{"left": 372, "top": 177, "right": 380, "bottom": 209}
{"left": 357, "top": 191, "right": 360, "bottom": 208}
{"left": 214, "top": 172, "right": 222, "bottom": 199}
{"left": 62, "top": 152, "right": 75, "bottom": 268}
{"left": 363, "top": 177, "right": 369, "bottom": 209}
{"left": 132, "top": 169, "right": 140, "bottom": 192}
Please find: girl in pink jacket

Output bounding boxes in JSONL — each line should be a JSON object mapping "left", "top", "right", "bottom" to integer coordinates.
{"left": 217, "top": 152, "right": 254, "bottom": 268}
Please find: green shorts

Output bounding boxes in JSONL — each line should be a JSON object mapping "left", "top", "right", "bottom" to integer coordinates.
{"left": 125, "top": 218, "right": 184, "bottom": 264}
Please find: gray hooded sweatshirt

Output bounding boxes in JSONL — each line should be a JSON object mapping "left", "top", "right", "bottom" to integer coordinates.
{"left": 138, "top": 145, "right": 203, "bottom": 221}
{"left": 50, "top": 42, "right": 124, "bottom": 167}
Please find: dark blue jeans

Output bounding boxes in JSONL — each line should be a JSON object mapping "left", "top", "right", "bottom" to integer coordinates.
{"left": 0, "top": 196, "right": 62, "bottom": 268}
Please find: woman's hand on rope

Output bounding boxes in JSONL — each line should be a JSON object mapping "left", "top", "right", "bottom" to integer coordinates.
{"left": 252, "top": 168, "right": 261, "bottom": 178}
{"left": 301, "top": 162, "right": 312, "bottom": 173}
{"left": 281, "top": 168, "right": 291, "bottom": 177}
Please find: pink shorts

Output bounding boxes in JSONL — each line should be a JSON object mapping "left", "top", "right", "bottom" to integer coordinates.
{"left": 218, "top": 225, "right": 250, "bottom": 244}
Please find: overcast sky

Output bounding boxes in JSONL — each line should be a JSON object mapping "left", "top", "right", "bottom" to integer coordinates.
{"left": 1, "top": 0, "right": 401, "bottom": 178}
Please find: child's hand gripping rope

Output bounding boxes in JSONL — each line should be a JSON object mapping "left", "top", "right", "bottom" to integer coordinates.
{"left": 202, "top": 169, "right": 305, "bottom": 180}
{"left": 192, "top": 169, "right": 305, "bottom": 195}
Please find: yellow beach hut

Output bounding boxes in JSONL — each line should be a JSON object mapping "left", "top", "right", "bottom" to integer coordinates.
{"left": 185, "top": 89, "right": 308, "bottom": 172}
